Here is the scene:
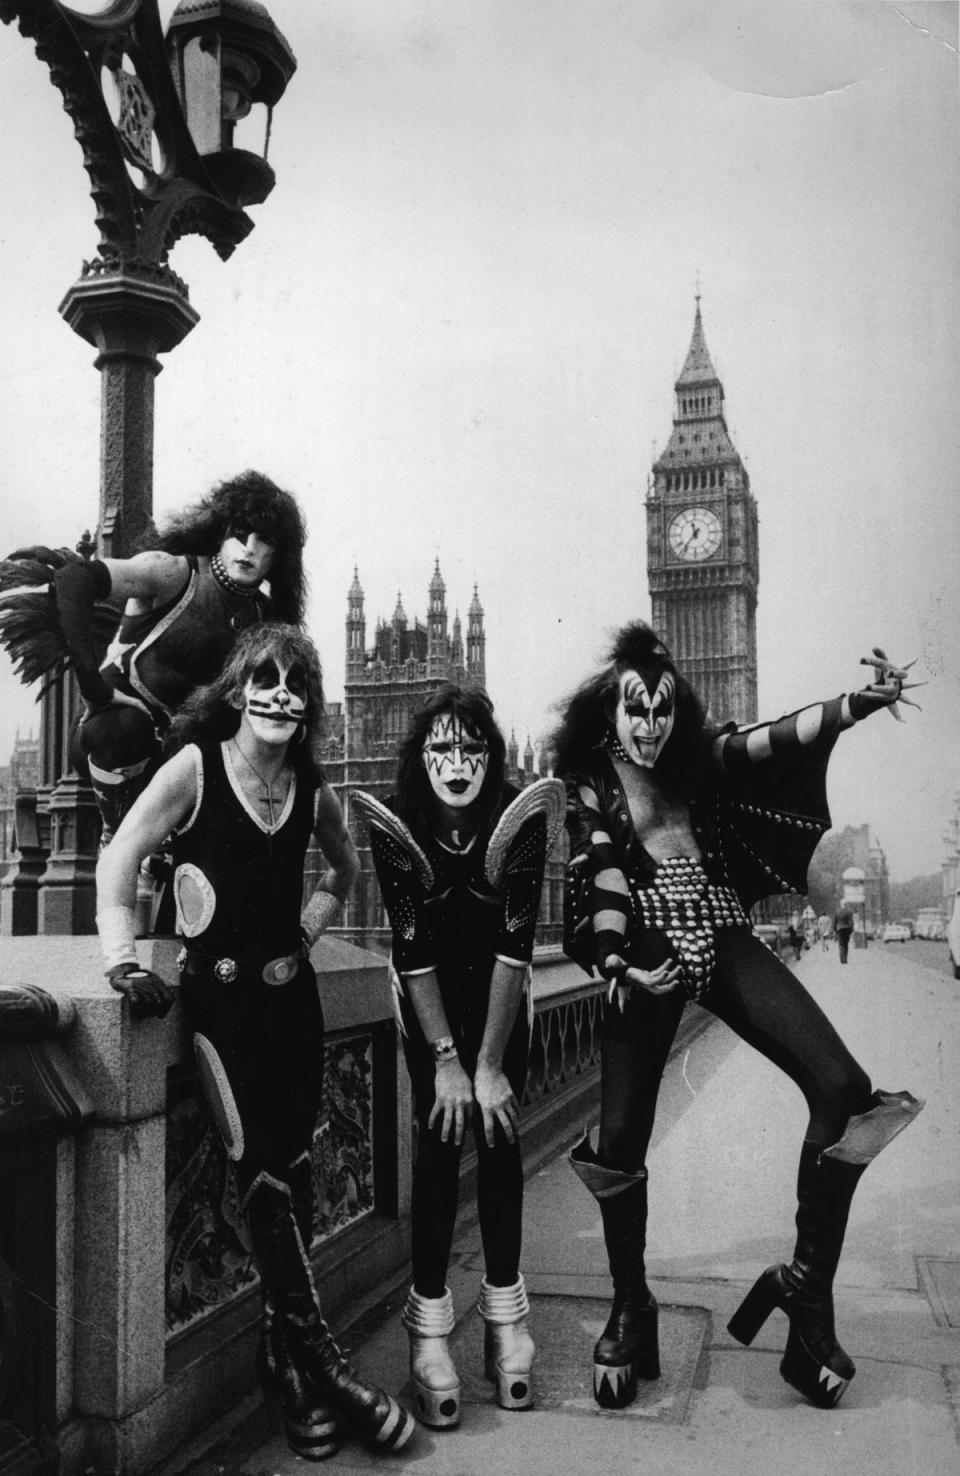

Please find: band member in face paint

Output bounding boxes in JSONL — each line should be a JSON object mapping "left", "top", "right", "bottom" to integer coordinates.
{"left": 95, "top": 624, "right": 414, "bottom": 1461}
{"left": 552, "top": 622, "right": 923, "bottom": 1413}
{"left": 0, "top": 470, "right": 307, "bottom": 846}
{"left": 353, "top": 686, "right": 564, "bottom": 1429}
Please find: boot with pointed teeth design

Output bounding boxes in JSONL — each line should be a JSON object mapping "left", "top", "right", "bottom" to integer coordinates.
{"left": 402, "top": 1287, "right": 461, "bottom": 1428}
{"left": 569, "top": 1133, "right": 660, "bottom": 1409}
{"left": 728, "top": 1090, "right": 924, "bottom": 1408}
{"left": 477, "top": 1276, "right": 535, "bottom": 1410}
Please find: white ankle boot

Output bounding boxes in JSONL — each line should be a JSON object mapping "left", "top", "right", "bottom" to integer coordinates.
{"left": 401, "top": 1287, "right": 461, "bottom": 1428}
{"left": 477, "top": 1275, "right": 535, "bottom": 1410}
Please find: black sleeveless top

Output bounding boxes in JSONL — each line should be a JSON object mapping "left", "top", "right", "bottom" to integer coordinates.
{"left": 104, "top": 558, "right": 270, "bottom": 721}
{"left": 171, "top": 741, "right": 317, "bottom": 959}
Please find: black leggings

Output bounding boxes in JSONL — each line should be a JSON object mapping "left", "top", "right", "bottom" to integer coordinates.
{"left": 599, "top": 929, "right": 872, "bottom": 1172}
{"left": 180, "top": 963, "right": 325, "bottom": 1204}
{"left": 401, "top": 994, "right": 529, "bottom": 1299}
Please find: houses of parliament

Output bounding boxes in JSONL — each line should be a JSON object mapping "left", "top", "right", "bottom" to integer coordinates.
{"left": 317, "top": 563, "right": 562, "bottom": 951}
{"left": 316, "top": 300, "right": 759, "bottom": 950}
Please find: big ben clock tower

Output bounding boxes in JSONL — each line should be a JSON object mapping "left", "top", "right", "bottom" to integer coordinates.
{"left": 646, "top": 298, "right": 759, "bottom": 724}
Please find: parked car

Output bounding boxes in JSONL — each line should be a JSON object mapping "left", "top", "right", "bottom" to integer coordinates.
{"left": 947, "top": 891, "right": 960, "bottom": 980}
{"left": 882, "top": 922, "right": 910, "bottom": 944}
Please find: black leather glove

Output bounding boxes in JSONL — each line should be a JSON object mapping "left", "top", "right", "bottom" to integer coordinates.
{"left": 106, "top": 963, "right": 176, "bottom": 1020}
{"left": 54, "top": 559, "right": 112, "bottom": 665}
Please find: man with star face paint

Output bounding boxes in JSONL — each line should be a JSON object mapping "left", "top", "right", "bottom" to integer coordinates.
{"left": 552, "top": 621, "right": 922, "bottom": 1415}
{"left": 353, "top": 687, "right": 564, "bottom": 1430}
{"left": 0, "top": 470, "right": 306, "bottom": 847}
{"left": 95, "top": 625, "right": 415, "bottom": 1460}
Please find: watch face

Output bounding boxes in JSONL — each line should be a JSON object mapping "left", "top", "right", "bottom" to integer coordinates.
{"left": 668, "top": 507, "right": 722, "bottom": 562}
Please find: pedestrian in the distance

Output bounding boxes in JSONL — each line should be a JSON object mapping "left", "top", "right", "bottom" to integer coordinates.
{"left": 834, "top": 903, "right": 854, "bottom": 964}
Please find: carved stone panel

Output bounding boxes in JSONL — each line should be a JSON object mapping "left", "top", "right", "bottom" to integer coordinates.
{"left": 165, "top": 1029, "right": 377, "bottom": 1337}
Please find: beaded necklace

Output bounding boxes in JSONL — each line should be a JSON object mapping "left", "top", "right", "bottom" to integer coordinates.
{"left": 211, "top": 551, "right": 261, "bottom": 598}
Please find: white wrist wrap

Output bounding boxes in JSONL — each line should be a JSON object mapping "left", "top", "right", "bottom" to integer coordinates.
{"left": 97, "top": 904, "right": 138, "bottom": 971}
{"left": 301, "top": 890, "right": 343, "bottom": 946}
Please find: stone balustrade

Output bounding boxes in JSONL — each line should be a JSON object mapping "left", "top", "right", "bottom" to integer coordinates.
{"left": 0, "top": 935, "right": 601, "bottom": 1475}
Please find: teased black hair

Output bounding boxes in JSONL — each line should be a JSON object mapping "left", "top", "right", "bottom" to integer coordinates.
{"left": 393, "top": 683, "right": 506, "bottom": 841}
{"left": 149, "top": 470, "right": 307, "bottom": 623}
{"left": 550, "top": 620, "right": 708, "bottom": 800}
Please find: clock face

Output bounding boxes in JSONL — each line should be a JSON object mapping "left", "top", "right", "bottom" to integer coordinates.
{"left": 668, "top": 507, "right": 723, "bottom": 562}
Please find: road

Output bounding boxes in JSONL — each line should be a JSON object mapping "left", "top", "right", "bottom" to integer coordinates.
{"left": 874, "top": 936, "right": 956, "bottom": 980}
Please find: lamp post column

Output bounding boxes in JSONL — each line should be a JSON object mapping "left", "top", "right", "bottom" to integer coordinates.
{"left": 35, "top": 263, "right": 199, "bottom": 934}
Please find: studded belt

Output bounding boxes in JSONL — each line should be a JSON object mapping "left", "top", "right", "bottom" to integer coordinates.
{"left": 176, "top": 945, "right": 307, "bottom": 987}
{"left": 628, "top": 856, "right": 749, "bottom": 1002}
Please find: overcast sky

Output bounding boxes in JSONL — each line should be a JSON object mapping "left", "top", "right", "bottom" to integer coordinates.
{"left": 1, "top": 1, "right": 958, "bottom": 881}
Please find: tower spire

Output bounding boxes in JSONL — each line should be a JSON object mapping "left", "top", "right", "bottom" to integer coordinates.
{"left": 677, "top": 294, "right": 717, "bottom": 388}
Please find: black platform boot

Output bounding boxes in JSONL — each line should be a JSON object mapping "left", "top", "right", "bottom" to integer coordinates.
{"left": 256, "top": 1309, "right": 340, "bottom": 1460}
{"left": 247, "top": 1179, "right": 415, "bottom": 1451}
{"left": 254, "top": 1155, "right": 340, "bottom": 1460}
{"left": 570, "top": 1133, "right": 660, "bottom": 1409}
{"left": 728, "top": 1089, "right": 923, "bottom": 1408}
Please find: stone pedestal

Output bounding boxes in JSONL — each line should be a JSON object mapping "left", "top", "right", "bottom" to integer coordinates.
{"left": 0, "top": 789, "right": 48, "bottom": 936}
{"left": 36, "top": 776, "right": 100, "bottom": 936}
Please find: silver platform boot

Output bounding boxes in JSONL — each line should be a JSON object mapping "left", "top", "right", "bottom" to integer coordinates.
{"left": 402, "top": 1287, "right": 461, "bottom": 1428}
{"left": 477, "top": 1275, "right": 535, "bottom": 1410}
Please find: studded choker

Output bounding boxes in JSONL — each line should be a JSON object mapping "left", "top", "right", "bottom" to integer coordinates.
{"left": 605, "top": 731, "right": 634, "bottom": 764}
{"left": 211, "top": 551, "right": 260, "bottom": 597}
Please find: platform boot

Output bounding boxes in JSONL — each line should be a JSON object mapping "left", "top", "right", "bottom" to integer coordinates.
{"left": 401, "top": 1288, "right": 461, "bottom": 1428}
{"left": 569, "top": 1133, "right": 660, "bottom": 1410}
{"left": 256, "top": 1153, "right": 340, "bottom": 1459}
{"left": 246, "top": 1178, "right": 415, "bottom": 1451}
{"left": 728, "top": 1089, "right": 924, "bottom": 1408}
{"left": 477, "top": 1275, "right": 535, "bottom": 1410}
{"left": 256, "top": 1307, "right": 340, "bottom": 1460}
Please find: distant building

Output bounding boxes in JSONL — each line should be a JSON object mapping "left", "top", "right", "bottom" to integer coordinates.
{"left": 826, "top": 825, "right": 890, "bottom": 935}
{"left": 318, "top": 563, "right": 564, "bottom": 953}
{"left": 0, "top": 730, "right": 41, "bottom": 877}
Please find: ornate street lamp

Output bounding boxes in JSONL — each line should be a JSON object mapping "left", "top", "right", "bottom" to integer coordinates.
{"left": 0, "top": 0, "right": 296, "bottom": 933}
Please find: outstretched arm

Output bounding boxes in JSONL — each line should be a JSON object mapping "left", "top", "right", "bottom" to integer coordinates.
{"left": 300, "top": 784, "right": 360, "bottom": 944}
{"left": 711, "top": 657, "right": 907, "bottom": 774}
{"left": 96, "top": 746, "right": 197, "bottom": 1018}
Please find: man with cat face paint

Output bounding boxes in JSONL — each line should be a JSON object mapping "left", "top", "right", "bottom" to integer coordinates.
{"left": 95, "top": 625, "right": 415, "bottom": 1461}
{"left": 352, "top": 687, "right": 564, "bottom": 1430}
{"left": 552, "top": 622, "right": 922, "bottom": 1416}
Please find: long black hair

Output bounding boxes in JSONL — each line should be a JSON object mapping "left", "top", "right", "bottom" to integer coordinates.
{"left": 393, "top": 684, "right": 506, "bottom": 841}
{"left": 550, "top": 621, "right": 708, "bottom": 801}
{"left": 149, "top": 470, "right": 307, "bottom": 623}
{"left": 165, "top": 623, "right": 326, "bottom": 785}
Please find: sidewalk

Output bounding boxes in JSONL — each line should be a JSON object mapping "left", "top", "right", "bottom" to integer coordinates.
{"left": 167, "top": 942, "right": 960, "bottom": 1475}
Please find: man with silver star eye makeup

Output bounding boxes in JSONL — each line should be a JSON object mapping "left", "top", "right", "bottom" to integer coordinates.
{"left": 352, "top": 687, "right": 564, "bottom": 1431}
{"left": 95, "top": 624, "right": 414, "bottom": 1461}
{"left": 552, "top": 621, "right": 922, "bottom": 1416}
{"left": 0, "top": 469, "right": 306, "bottom": 848}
